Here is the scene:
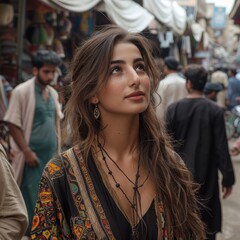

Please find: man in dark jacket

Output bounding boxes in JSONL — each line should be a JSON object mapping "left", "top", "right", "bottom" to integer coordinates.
{"left": 166, "top": 64, "right": 235, "bottom": 240}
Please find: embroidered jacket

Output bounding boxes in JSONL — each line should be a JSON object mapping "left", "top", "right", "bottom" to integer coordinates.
{"left": 31, "top": 146, "right": 173, "bottom": 240}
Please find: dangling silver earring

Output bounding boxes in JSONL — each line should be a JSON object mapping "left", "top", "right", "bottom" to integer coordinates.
{"left": 94, "top": 104, "right": 100, "bottom": 119}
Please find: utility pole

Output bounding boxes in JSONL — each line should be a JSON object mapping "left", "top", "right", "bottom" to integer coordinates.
{"left": 16, "top": 0, "right": 26, "bottom": 85}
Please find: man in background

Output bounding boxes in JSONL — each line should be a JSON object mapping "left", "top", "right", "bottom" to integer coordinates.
{"left": 204, "top": 82, "right": 223, "bottom": 102}
{"left": 4, "top": 49, "right": 63, "bottom": 235}
{"left": 211, "top": 66, "right": 228, "bottom": 109}
{"left": 166, "top": 64, "right": 235, "bottom": 240}
{"left": 227, "top": 67, "right": 240, "bottom": 110}
{"left": 155, "top": 56, "right": 187, "bottom": 122}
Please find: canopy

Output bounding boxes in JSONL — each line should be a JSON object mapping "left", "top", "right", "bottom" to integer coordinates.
{"left": 143, "top": 0, "right": 186, "bottom": 34}
{"left": 41, "top": 0, "right": 187, "bottom": 34}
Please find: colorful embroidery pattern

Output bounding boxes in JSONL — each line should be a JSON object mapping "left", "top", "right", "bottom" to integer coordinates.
{"left": 31, "top": 175, "right": 70, "bottom": 239}
{"left": 74, "top": 147, "right": 115, "bottom": 239}
{"left": 31, "top": 147, "right": 172, "bottom": 239}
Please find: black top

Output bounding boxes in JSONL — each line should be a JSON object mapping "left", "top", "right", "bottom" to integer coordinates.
{"left": 88, "top": 155, "right": 158, "bottom": 239}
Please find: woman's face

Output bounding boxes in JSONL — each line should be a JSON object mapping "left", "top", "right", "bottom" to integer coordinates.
{"left": 94, "top": 42, "right": 151, "bottom": 119}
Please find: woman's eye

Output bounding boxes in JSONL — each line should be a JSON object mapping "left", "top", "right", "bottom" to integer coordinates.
{"left": 110, "top": 66, "right": 121, "bottom": 74}
{"left": 136, "top": 64, "right": 146, "bottom": 72}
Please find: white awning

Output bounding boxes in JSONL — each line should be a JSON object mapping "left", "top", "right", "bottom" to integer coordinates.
{"left": 143, "top": 0, "right": 187, "bottom": 34}
{"left": 99, "top": 0, "right": 154, "bottom": 32}
{"left": 41, "top": 0, "right": 100, "bottom": 12}
{"left": 40, "top": 0, "right": 187, "bottom": 34}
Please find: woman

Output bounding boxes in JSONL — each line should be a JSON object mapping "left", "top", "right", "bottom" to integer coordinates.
{"left": 31, "top": 25, "right": 205, "bottom": 239}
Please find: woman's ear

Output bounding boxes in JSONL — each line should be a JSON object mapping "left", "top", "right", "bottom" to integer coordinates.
{"left": 89, "top": 95, "right": 99, "bottom": 104}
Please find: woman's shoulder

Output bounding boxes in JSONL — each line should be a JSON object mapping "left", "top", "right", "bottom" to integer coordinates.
{"left": 44, "top": 146, "right": 84, "bottom": 178}
{"left": 43, "top": 153, "right": 66, "bottom": 179}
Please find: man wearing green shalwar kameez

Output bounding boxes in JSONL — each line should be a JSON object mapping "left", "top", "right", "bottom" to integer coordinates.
{"left": 21, "top": 83, "right": 58, "bottom": 232}
{"left": 4, "top": 50, "right": 62, "bottom": 235}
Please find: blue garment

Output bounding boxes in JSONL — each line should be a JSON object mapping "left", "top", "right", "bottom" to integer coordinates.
{"left": 228, "top": 75, "right": 240, "bottom": 109}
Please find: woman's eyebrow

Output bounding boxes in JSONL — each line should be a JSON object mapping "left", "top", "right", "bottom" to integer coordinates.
{"left": 110, "top": 60, "right": 124, "bottom": 65}
{"left": 110, "top": 58, "right": 144, "bottom": 65}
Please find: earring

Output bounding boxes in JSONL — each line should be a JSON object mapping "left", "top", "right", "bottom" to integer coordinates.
{"left": 94, "top": 105, "right": 100, "bottom": 119}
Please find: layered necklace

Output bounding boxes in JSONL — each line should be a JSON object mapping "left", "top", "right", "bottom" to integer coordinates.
{"left": 97, "top": 142, "right": 149, "bottom": 239}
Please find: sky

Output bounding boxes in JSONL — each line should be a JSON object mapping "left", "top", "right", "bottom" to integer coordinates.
{"left": 206, "top": 0, "right": 235, "bottom": 14}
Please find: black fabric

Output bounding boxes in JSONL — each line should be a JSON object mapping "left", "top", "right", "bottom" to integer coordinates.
{"left": 88, "top": 155, "right": 158, "bottom": 240}
{"left": 166, "top": 98, "right": 235, "bottom": 234}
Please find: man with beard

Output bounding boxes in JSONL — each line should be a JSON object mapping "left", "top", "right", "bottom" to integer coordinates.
{"left": 4, "top": 49, "right": 62, "bottom": 236}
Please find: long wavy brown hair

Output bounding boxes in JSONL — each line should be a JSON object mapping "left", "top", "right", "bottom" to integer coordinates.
{"left": 63, "top": 25, "right": 205, "bottom": 239}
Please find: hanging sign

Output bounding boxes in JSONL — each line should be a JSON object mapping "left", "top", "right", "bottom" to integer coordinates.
{"left": 211, "top": 7, "right": 227, "bottom": 29}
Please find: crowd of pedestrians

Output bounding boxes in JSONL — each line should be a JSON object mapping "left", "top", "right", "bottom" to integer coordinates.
{"left": 0, "top": 24, "right": 238, "bottom": 239}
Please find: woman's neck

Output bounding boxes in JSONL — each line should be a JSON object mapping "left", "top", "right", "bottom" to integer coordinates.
{"left": 98, "top": 115, "right": 139, "bottom": 161}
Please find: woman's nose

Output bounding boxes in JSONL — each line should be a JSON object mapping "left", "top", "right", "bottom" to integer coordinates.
{"left": 128, "top": 68, "right": 140, "bottom": 86}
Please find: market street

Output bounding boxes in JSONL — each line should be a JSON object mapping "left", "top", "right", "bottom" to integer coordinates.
{"left": 217, "top": 142, "right": 240, "bottom": 240}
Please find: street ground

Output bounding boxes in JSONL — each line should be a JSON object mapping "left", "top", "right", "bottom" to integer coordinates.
{"left": 217, "top": 140, "right": 240, "bottom": 240}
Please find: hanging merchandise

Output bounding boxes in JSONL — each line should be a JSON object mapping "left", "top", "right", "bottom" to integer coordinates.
{"left": 38, "top": 25, "right": 48, "bottom": 45}
{"left": 71, "top": 11, "right": 93, "bottom": 37}
{"left": 45, "top": 12, "right": 58, "bottom": 27}
{"left": 53, "top": 38, "right": 65, "bottom": 58}
{"left": 58, "top": 12, "right": 72, "bottom": 40}
{"left": 32, "top": 12, "right": 46, "bottom": 25}
{"left": 0, "top": 41, "right": 17, "bottom": 55}
{"left": 0, "top": 2, "right": 18, "bottom": 86}
{"left": 79, "top": 11, "right": 93, "bottom": 36}
{"left": 26, "top": 11, "right": 54, "bottom": 48}
{"left": 30, "top": 25, "right": 48, "bottom": 46}
{"left": 158, "top": 31, "right": 174, "bottom": 48}
{"left": 30, "top": 26, "right": 48, "bottom": 46}
{"left": 27, "top": 0, "right": 53, "bottom": 13}
{"left": 0, "top": 4, "right": 14, "bottom": 27}
{"left": 181, "top": 36, "right": 192, "bottom": 58}
{"left": 158, "top": 31, "right": 173, "bottom": 58}
{"left": 45, "top": 25, "right": 55, "bottom": 46}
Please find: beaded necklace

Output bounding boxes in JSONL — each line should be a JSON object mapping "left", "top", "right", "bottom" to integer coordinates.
{"left": 97, "top": 142, "right": 149, "bottom": 239}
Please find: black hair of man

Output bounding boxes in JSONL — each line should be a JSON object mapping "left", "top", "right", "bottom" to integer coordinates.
{"left": 32, "top": 49, "right": 61, "bottom": 69}
{"left": 229, "top": 67, "right": 237, "bottom": 76}
{"left": 184, "top": 64, "right": 208, "bottom": 91}
{"left": 164, "top": 56, "right": 179, "bottom": 71}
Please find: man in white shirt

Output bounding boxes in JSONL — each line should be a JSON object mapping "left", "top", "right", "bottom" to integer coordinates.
{"left": 155, "top": 56, "right": 187, "bottom": 122}
{"left": 211, "top": 68, "right": 228, "bottom": 109}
